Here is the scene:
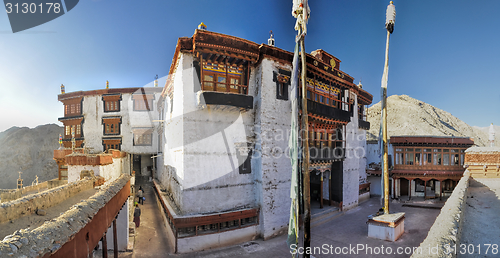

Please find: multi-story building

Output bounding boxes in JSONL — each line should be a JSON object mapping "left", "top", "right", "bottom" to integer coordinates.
{"left": 154, "top": 26, "right": 372, "bottom": 252}
{"left": 385, "top": 136, "right": 473, "bottom": 200}
{"left": 56, "top": 86, "right": 163, "bottom": 180}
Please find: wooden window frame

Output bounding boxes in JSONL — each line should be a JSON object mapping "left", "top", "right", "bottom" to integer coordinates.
{"left": 200, "top": 58, "right": 248, "bottom": 95}
{"left": 102, "top": 117, "right": 121, "bottom": 136}
{"left": 273, "top": 70, "right": 290, "bottom": 101}
{"left": 63, "top": 97, "right": 83, "bottom": 117}
{"left": 102, "top": 138, "right": 122, "bottom": 151}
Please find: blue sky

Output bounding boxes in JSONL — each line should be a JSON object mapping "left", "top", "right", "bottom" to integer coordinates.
{"left": 0, "top": 0, "right": 499, "bottom": 133}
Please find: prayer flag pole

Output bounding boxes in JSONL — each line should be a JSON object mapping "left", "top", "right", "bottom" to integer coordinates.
{"left": 382, "top": 1, "right": 395, "bottom": 215}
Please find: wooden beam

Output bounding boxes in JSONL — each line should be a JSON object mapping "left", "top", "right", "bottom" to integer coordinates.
{"left": 113, "top": 219, "right": 118, "bottom": 258}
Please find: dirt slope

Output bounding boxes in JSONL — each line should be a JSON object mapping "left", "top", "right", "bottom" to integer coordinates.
{"left": 366, "top": 95, "right": 489, "bottom": 146}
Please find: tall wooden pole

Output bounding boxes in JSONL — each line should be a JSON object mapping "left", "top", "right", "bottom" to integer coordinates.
{"left": 300, "top": 33, "right": 311, "bottom": 258}
{"left": 382, "top": 29, "right": 390, "bottom": 215}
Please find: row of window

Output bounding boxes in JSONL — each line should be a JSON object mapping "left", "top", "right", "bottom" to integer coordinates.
{"left": 308, "top": 130, "right": 344, "bottom": 149}
{"left": 64, "top": 97, "right": 154, "bottom": 117}
{"left": 395, "top": 148, "right": 465, "bottom": 166}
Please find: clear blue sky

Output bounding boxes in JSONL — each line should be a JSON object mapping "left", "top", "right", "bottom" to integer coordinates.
{"left": 1, "top": 0, "right": 499, "bottom": 133}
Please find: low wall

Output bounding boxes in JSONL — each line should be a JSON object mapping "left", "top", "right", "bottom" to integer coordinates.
{"left": 48, "top": 179, "right": 68, "bottom": 189}
{"left": 0, "top": 179, "right": 67, "bottom": 203}
{"left": 0, "top": 177, "right": 94, "bottom": 224}
{"left": 0, "top": 175, "right": 131, "bottom": 257}
{"left": 153, "top": 180, "right": 260, "bottom": 254}
{"left": 410, "top": 170, "right": 471, "bottom": 258}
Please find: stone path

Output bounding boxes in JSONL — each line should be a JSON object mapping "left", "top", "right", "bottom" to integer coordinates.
{"left": 132, "top": 176, "right": 172, "bottom": 258}
{"left": 459, "top": 178, "right": 500, "bottom": 258}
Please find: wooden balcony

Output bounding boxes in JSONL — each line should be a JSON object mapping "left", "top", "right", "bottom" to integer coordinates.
{"left": 199, "top": 91, "right": 253, "bottom": 109}
{"left": 359, "top": 119, "right": 370, "bottom": 130}
{"left": 302, "top": 99, "right": 351, "bottom": 122}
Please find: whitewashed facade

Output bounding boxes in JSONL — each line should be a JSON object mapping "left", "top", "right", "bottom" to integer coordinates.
{"left": 155, "top": 28, "right": 373, "bottom": 252}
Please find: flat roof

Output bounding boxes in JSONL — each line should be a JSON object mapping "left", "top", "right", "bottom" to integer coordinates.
{"left": 58, "top": 87, "right": 163, "bottom": 101}
{"left": 390, "top": 135, "right": 474, "bottom": 146}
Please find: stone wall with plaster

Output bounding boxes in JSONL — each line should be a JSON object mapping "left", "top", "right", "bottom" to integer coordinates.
{"left": 410, "top": 170, "right": 470, "bottom": 258}
{"left": 0, "top": 175, "right": 130, "bottom": 257}
{"left": 162, "top": 53, "right": 258, "bottom": 215}
{"left": 254, "top": 58, "right": 292, "bottom": 239}
{"left": 0, "top": 177, "right": 95, "bottom": 224}
{"left": 342, "top": 94, "right": 364, "bottom": 211}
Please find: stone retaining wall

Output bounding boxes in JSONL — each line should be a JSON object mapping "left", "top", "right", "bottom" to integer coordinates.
{"left": 0, "top": 179, "right": 67, "bottom": 203}
{"left": 0, "top": 178, "right": 94, "bottom": 224}
{"left": 0, "top": 175, "right": 131, "bottom": 257}
{"left": 410, "top": 170, "right": 471, "bottom": 258}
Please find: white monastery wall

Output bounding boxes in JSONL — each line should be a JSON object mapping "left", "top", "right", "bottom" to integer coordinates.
{"left": 342, "top": 94, "right": 362, "bottom": 211}
{"left": 254, "top": 59, "right": 292, "bottom": 239}
{"left": 161, "top": 53, "right": 186, "bottom": 210}
{"left": 180, "top": 54, "right": 257, "bottom": 215}
{"left": 81, "top": 91, "right": 160, "bottom": 154}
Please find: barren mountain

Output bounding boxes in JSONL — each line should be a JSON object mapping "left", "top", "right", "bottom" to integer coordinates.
{"left": 366, "top": 95, "right": 490, "bottom": 146}
{"left": 0, "top": 124, "right": 63, "bottom": 189}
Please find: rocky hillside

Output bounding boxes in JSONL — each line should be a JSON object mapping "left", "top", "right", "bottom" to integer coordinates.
{"left": 0, "top": 124, "right": 63, "bottom": 189}
{"left": 366, "top": 95, "right": 490, "bottom": 146}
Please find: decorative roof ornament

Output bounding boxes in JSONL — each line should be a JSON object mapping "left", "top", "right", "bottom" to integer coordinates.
{"left": 268, "top": 30, "right": 275, "bottom": 46}
{"left": 154, "top": 74, "right": 158, "bottom": 87}
{"left": 292, "top": 0, "right": 310, "bottom": 35}
{"left": 106, "top": 80, "right": 109, "bottom": 89}
{"left": 198, "top": 22, "right": 207, "bottom": 30}
{"left": 386, "top": 1, "right": 396, "bottom": 34}
{"left": 60, "top": 84, "right": 65, "bottom": 94}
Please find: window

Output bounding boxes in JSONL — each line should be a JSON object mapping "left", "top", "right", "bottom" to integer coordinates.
{"left": 273, "top": 71, "right": 290, "bottom": 100}
{"left": 201, "top": 60, "right": 247, "bottom": 94}
{"left": 415, "top": 152, "right": 421, "bottom": 166}
{"left": 433, "top": 149, "right": 442, "bottom": 165}
{"left": 133, "top": 94, "right": 154, "bottom": 111}
{"left": 395, "top": 152, "right": 404, "bottom": 165}
{"left": 64, "top": 102, "right": 82, "bottom": 116}
{"left": 103, "top": 138, "right": 121, "bottom": 151}
{"left": 133, "top": 128, "right": 153, "bottom": 146}
{"left": 102, "top": 117, "right": 121, "bottom": 135}
{"left": 453, "top": 154, "right": 459, "bottom": 165}
{"left": 405, "top": 153, "right": 414, "bottom": 165}
{"left": 236, "top": 144, "right": 252, "bottom": 174}
{"left": 443, "top": 153, "right": 450, "bottom": 166}
{"left": 424, "top": 153, "right": 432, "bottom": 165}
{"left": 103, "top": 94, "right": 121, "bottom": 112}
{"left": 65, "top": 125, "right": 70, "bottom": 136}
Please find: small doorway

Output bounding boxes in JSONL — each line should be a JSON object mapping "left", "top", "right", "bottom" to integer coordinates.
{"left": 133, "top": 155, "right": 141, "bottom": 175}
{"left": 400, "top": 178, "right": 409, "bottom": 196}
